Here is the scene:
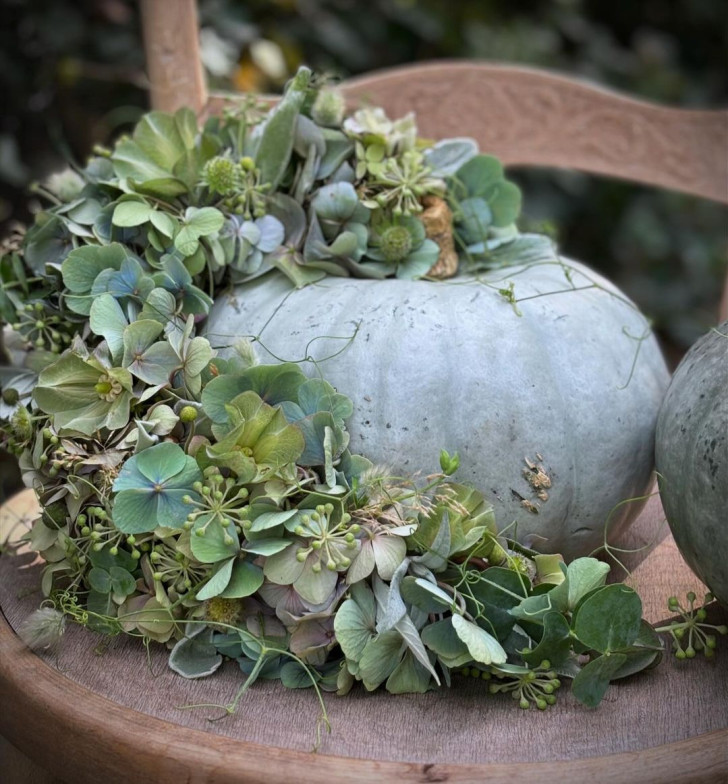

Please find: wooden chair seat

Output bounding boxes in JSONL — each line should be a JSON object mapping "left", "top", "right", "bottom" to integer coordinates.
{"left": 1, "top": 490, "right": 727, "bottom": 783}
{"left": 2, "top": 1, "right": 727, "bottom": 780}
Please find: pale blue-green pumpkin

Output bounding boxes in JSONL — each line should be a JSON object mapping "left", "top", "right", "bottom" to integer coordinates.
{"left": 205, "top": 260, "right": 669, "bottom": 559}
{"left": 656, "top": 322, "right": 728, "bottom": 606}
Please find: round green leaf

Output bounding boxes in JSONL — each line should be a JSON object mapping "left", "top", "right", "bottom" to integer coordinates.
{"left": 190, "top": 514, "right": 240, "bottom": 563}
{"left": 573, "top": 584, "right": 643, "bottom": 653}
{"left": 88, "top": 567, "right": 112, "bottom": 594}
{"left": 112, "top": 201, "right": 153, "bottom": 227}
{"left": 108, "top": 566, "right": 137, "bottom": 597}
{"left": 220, "top": 560, "right": 264, "bottom": 599}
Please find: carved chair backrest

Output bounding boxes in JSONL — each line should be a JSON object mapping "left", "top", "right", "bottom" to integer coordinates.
{"left": 140, "top": 0, "right": 728, "bottom": 319}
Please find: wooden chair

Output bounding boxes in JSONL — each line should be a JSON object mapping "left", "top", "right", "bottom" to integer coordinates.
{"left": 1, "top": 1, "right": 727, "bottom": 781}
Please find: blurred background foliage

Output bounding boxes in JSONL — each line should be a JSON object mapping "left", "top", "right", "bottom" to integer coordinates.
{"left": 0, "top": 0, "right": 726, "bottom": 359}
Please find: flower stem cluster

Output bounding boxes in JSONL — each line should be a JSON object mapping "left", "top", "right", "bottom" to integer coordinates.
{"left": 149, "top": 537, "right": 207, "bottom": 595}
{"left": 183, "top": 466, "right": 250, "bottom": 540}
{"left": 12, "top": 302, "right": 72, "bottom": 353}
{"left": 485, "top": 661, "right": 561, "bottom": 710}
{"left": 294, "top": 504, "right": 359, "bottom": 573}
{"left": 656, "top": 592, "right": 727, "bottom": 659}
{"left": 202, "top": 156, "right": 270, "bottom": 219}
{"left": 364, "top": 150, "right": 445, "bottom": 216}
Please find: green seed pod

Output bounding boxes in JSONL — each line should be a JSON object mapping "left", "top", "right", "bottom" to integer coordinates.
{"left": 311, "top": 87, "right": 346, "bottom": 127}
{"left": 202, "top": 156, "right": 238, "bottom": 195}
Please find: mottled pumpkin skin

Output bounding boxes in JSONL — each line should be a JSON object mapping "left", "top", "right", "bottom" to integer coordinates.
{"left": 207, "top": 260, "right": 669, "bottom": 559}
{"left": 656, "top": 322, "right": 728, "bottom": 606}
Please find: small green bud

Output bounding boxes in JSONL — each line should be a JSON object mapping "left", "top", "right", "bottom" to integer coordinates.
{"left": 312, "top": 562, "right": 322, "bottom": 574}
{"left": 180, "top": 405, "right": 198, "bottom": 423}
{"left": 685, "top": 646, "right": 696, "bottom": 658}
{"left": 2, "top": 388, "right": 19, "bottom": 405}
{"left": 311, "top": 540, "right": 322, "bottom": 550}
{"left": 92, "top": 542, "right": 104, "bottom": 552}
{"left": 153, "top": 572, "right": 163, "bottom": 582}
{"left": 519, "top": 698, "right": 530, "bottom": 710}
{"left": 126, "top": 535, "right": 136, "bottom": 545}
{"left": 311, "top": 87, "right": 346, "bottom": 127}
{"left": 131, "top": 549, "right": 141, "bottom": 560}
{"left": 326, "top": 559, "right": 337, "bottom": 571}
{"left": 536, "top": 698, "right": 547, "bottom": 710}
{"left": 439, "top": 449, "right": 460, "bottom": 476}
{"left": 239, "top": 156, "right": 255, "bottom": 172}
{"left": 81, "top": 526, "right": 91, "bottom": 536}
{"left": 687, "top": 591, "right": 696, "bottom": 603}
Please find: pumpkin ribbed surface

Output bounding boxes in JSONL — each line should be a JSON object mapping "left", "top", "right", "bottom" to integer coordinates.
{"left": 207, "top": 260, "right": 669, "bottom": 558}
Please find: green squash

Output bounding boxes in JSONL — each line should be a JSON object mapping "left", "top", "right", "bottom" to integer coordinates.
{"left": 207, "top": 260, "right": 669, "bottom": 559}
{"left": 656, "top": 322, "right": 728, "bottom": 605}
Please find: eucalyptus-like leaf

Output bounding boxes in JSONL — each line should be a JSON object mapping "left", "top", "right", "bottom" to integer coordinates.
{"left": 572, "top": 584, "right": 643, "bottom": 653}
{"left": 571, "top": 653, "right": 628, "bottom": 708}
{"left": 521, "top": 611, "right": 572, "bottom": 668}
{"left": 566, "top": 558, "right": 611, "bottom": 611}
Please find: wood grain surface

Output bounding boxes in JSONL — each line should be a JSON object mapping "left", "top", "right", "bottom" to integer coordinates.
{"left": 139, "top": 0, "right": 206, "bottom": 114}
{"left": 1, "top": 490, "right": 726, "bottom": 783}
